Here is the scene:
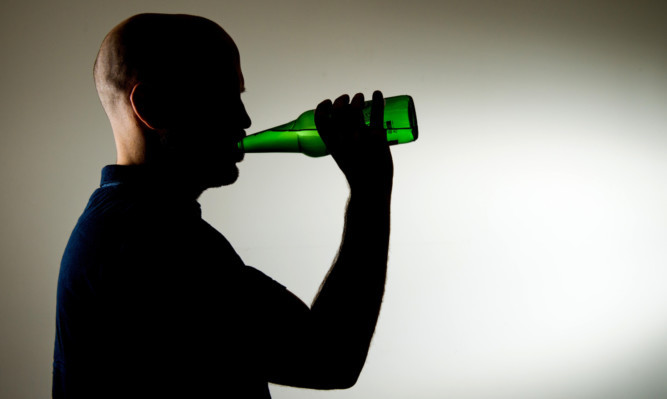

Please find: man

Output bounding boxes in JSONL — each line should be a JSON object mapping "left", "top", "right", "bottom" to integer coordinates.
{"left": 54, "top": 13, "right": 393, "bottom": 398}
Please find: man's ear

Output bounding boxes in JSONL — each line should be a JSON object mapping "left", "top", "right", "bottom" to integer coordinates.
{"left": 130, "top": 83, "right": 163, "bottom": 131}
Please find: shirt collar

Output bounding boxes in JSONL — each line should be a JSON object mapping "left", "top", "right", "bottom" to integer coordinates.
{"left": 100, "top": 164, "right": 154, "bottom": 188}
{"left": 100, "top": 164, "right": 204, "bottom": 207}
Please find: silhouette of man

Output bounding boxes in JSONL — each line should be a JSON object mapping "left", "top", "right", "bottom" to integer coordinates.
{"left": 53, "top": 13, "right": 392, "bottom": 399}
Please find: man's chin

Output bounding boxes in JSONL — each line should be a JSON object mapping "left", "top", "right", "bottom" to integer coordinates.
{"left": 204, "top": 165, "right": 239, "bottom": 189}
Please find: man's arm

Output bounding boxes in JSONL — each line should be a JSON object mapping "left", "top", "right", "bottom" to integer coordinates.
{"left": 265, "top": 91, "right": 392, "bottom": 389}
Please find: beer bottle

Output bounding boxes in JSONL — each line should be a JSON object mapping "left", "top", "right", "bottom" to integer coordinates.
{"left": 239, "top": 95, "right": 418, "bottom": 157}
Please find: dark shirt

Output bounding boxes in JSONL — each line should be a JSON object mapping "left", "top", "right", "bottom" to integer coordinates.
{"left": 54, "top": 165, "right": 285, "bottom": 398}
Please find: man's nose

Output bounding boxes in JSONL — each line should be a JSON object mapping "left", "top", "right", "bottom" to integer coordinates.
{"left": 239, "top": 102, "right": 251, "bottom": 129}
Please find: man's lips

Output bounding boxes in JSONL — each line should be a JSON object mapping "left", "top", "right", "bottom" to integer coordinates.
{"left": 235, "top": 131, "right": 246, "bottom": 162}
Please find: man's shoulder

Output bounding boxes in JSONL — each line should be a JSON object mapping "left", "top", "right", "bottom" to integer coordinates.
{"left": 78, "top": 183, "right": 137, "bottom": 220}
{"left": 61, "top": 186, "right": 140, "bottom": 265}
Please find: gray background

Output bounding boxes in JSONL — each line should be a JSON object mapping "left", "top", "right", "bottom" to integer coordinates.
{"left": 2, "top": 1, "right": 667, "bottom": 398}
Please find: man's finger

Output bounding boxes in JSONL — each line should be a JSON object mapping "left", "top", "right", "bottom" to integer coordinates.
{"left": 370, "top": 90, "right": 384, "bottom": 129}
{"left": 315, "top": 99, "right": 333, "bottom": 144}
{"left": 333, "top": 94, "right": 349, "bottom": 110}
{"left": 350, "top": 93, "right": 365, "bottom": 126}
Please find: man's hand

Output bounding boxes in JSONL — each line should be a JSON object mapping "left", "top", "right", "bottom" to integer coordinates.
{"left": 315, "top": 90, "right": 393, "bottom": 195}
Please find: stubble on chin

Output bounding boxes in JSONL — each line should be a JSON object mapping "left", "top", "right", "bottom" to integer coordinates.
{"left": 200, "top": 163, "right": 239, "bottom": 191}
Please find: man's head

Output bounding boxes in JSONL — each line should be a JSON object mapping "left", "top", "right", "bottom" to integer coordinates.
{"left": 95, "top": 13, "right": 251, "bottom": 193}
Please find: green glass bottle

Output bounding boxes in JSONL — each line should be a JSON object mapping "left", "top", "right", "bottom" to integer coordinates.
{"left": 239, "top": 95, "right": 418, "bottom": 157}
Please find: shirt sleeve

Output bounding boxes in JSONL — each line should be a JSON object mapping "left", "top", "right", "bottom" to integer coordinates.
{"left": 235, "top": 265, "right": 318, "bottom": 373}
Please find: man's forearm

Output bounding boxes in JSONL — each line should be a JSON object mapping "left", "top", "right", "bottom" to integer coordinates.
{"left": 310, "top": 185, "right": 391, "bottom": 381}
{"left": 301, "top": 90, "right": 393, "bottom": 388}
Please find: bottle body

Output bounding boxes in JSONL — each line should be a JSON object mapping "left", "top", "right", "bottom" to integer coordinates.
{"left": 239, "top": 95, "right": 418, "bottom": 157}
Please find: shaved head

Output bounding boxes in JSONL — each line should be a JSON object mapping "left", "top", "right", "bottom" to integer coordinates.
{"left": 94, "top": 13, "right": 241, "bottom": 119}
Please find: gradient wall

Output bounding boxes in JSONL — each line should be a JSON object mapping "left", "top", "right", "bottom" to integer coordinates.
{"left": 1, "top": 1, "right": 666, "bottom": 398}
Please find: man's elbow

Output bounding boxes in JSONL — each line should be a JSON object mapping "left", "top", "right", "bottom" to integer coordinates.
{"left": 327, "top": 369, "right": 360, "bottom": 390}
{"left": 321, "top": 352, "right": 366, "bottom": 389}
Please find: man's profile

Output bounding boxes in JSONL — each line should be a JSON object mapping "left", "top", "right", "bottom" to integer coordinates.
{"left": 53, "top": 13, "right": 393, "bottom": 398}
